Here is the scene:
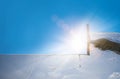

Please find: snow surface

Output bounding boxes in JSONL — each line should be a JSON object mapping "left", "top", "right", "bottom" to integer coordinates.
{"left": 0, "top": 33, "right": 120, "bottom": 79}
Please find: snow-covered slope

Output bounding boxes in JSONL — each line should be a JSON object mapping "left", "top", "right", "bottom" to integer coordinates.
{"left": 0, "top": 33, "right": 120, "bottom": 79}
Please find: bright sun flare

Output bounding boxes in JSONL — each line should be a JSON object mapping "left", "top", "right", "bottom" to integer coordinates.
{"left": 43, "top": 26, "right": 89, "bottom": 69}
{"left": 63, "top": 27, "right": 88, "bottom": 54}
{"left": 45, "top": 25, "right": 89, "bottom": 55}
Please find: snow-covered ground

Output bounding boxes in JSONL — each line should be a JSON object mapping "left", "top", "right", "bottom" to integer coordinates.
{"left": 0, "top": 33, "right": 120, "bottom": 79}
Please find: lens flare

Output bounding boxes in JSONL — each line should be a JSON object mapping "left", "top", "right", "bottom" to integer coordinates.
{"left": 62, "top": 26, "right": 87, "bottom": 54}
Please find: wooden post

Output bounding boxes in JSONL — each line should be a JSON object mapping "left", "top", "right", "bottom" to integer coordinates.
{"left": 87, "top": 24, "right": 90, "bottom": 55}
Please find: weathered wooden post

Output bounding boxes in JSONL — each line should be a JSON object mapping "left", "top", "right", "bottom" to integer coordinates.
{"left": 87, "top": 24, "right": 90, "bottom": 55}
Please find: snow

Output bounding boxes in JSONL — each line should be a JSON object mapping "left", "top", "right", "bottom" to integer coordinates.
{"left": 0, "top": 33, "right": 120, "bottom": 79}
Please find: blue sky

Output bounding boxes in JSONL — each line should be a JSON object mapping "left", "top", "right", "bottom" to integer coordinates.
{"left": 1, "top": 0, "right": 120, "bottom": 54}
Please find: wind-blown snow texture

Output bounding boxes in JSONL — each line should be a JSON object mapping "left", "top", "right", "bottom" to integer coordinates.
{"left": 0, "top": 33, "right": 120, "bottom": 79}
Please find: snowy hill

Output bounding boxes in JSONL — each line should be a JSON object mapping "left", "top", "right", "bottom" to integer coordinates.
{"left": 0, "top": 33, "right": 120, "bottom": 79}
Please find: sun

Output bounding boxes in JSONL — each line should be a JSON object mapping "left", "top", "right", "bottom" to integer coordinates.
{"left": 61, "top": 26, "right": 88, "bottom": 54}
{"left": 44, "top": 25, "right": 89, "bottom": 55}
